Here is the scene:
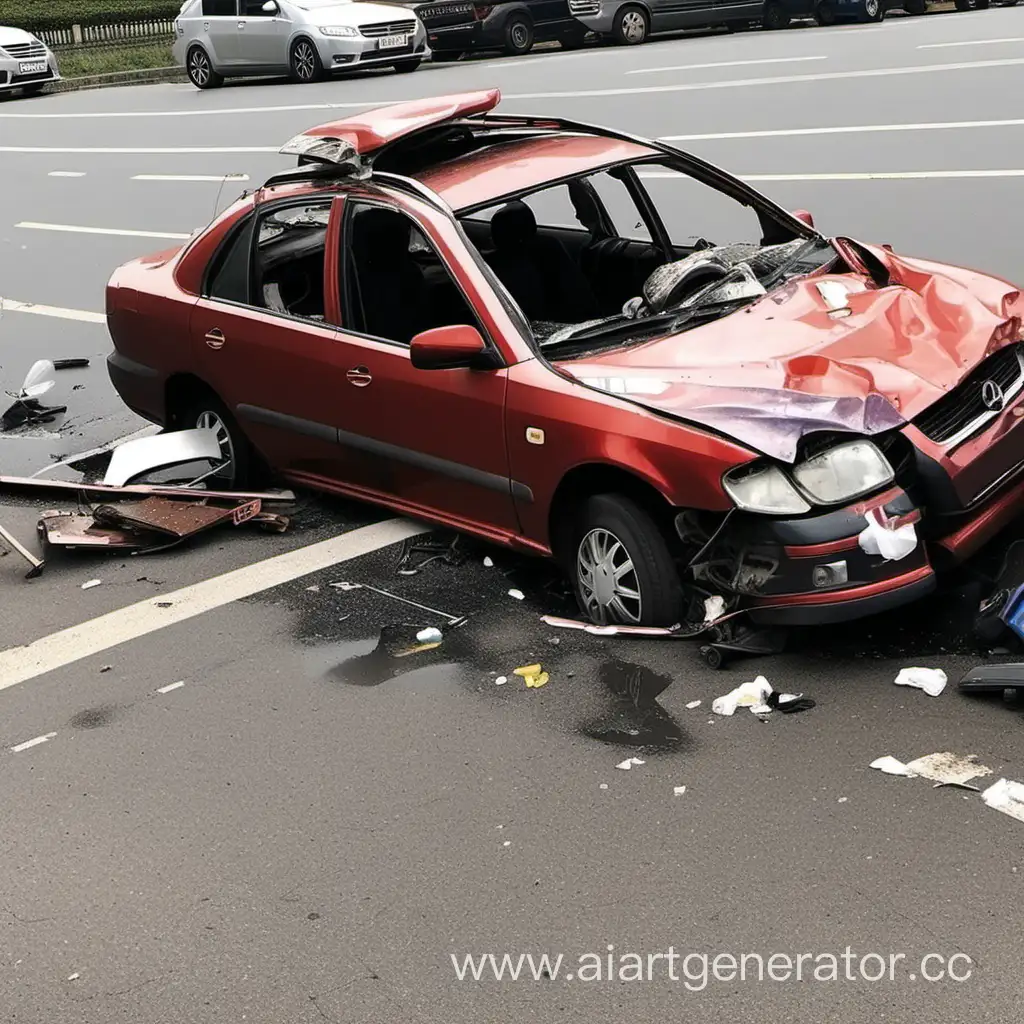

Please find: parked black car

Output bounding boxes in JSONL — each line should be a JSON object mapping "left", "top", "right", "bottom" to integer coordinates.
{"left": 408, "top": 0, "right": 588, "bottom": 57}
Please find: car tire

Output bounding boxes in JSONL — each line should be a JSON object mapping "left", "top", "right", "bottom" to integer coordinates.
{"left": 762, "top": 1, "right": 791, "bottom": 27}
{"left": 175, "top": 394, "right": 254, "bottom": 490}
{"left": 903, "top": 0, "right": 926, "bottom": 11}
{"left": 814, "top": 1, "right": 837, "bottom": 21}
{"left": 186, "top": 46, "right": 223, "bottom": 90}
{"left": 570, "top": 494, "right": 683, "bottom": 628}
{"left": 290, "top": 37, "right": 324, "bottom": 83}
{"left": 613, "top": 4, "right": 650, "bottom": 43}
{"left": 859, "top": 0, "right": 884, "bottom": 18}
{"left": 392, "top": 58, "right": 422, "bottom": 72}
{"left": 503, "top": 13, "right": 534, "bottom": 55}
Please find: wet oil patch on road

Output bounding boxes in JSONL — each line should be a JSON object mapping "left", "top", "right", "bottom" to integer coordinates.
{"left": 68, "top": 704, "right": 119, "bottom": 730}
{"left": 579, "top": 660, "right": 690, "bottom": 752}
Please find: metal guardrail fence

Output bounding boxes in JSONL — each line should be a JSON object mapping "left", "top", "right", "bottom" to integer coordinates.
{"left": 37, "top": 19, "right": 175, "bottom": 49}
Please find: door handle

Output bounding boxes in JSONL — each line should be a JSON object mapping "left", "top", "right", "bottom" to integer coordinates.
{"left": 346, "top": 366, "right": 372, "bottom": 388}
{"left": 205, "top": 328, "right": 226, "bottom": 350}
{"left": 238, "top": 20, "right": 246, "bottom": 28}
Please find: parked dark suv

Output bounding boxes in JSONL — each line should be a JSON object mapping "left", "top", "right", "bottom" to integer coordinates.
{"left": 408, "top": 0, "right": 587, "bottom": 57}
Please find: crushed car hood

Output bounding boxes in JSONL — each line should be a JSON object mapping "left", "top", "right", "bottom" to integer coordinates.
{"left": 558, "top": 242, "right": 1023, "bottom": 462}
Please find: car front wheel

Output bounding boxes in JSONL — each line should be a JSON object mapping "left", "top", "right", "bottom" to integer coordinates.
{"left": 613, "top": 4, "right": 650, "bottom": 43}
{"left": 860, "top": 0, "right": 885, "bottom": 19}
{"left": 571, "top": 494, "right": 683, "bottom": 627}
{"left": 290, "top": 38, "right": 324, "bottom": 82}
{"left": 187, "top": 46, "right": 223, "bottom": 89}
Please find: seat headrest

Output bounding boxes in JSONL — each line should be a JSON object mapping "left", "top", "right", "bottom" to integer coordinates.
{"left": 490, "top": 200, "right": 537, "bottom": 250}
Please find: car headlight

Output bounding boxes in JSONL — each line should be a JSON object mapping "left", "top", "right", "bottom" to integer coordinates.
{"left": 723, "top": 462, "right": 811, "bottom": 515}
{"left": 320, "top": 25, "right": 360, "bottom": 36}
{"left": 791, "top": 440, "right": 894, "bottom": 504}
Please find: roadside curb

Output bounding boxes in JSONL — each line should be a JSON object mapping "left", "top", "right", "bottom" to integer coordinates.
{"left": 52, "top": 66, "right": 186, "bottom": 93}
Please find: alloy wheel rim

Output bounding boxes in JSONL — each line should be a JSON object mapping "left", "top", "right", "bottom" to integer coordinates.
{"left": 190, "top": 51, "right": 209, "bottom": 86}
{"left": 622, "top": 11, "right": 645, "bottom": 40}
{"left": 511, "top": 22, "right": 529, "bottom": 47}
{"left": 577, "top": 528, "right": 643, "bottom": 625}
{"left": 196, "top": 411, "right": 236, "bottom": 481}
{"left": 295, "top": 42, "right": 316, "bottom": 79}
{"left": 866, "top": 0, "right": 878, "bottom": 12}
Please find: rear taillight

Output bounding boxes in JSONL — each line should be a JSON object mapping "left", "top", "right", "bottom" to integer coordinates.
{"left": 473, "top": 4, "right": 493, "bottom": 18}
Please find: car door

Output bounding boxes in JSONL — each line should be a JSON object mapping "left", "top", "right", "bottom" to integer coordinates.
{"left": 189, "top": 195, "right": 353, "bottom": 481}
{"left": 237, "top": 0, "right": 290, "bottom": 67}
{"left": 329, "top": 196, "right": 520, "bottom": 537}
{"left": 661, "top": 0, "right": 717, "bottom": 28}
{"left": 200, "top": 0, "right": 241, "bottom": 66}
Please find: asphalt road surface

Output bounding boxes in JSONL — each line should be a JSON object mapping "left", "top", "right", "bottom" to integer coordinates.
{"left": 3, "top": 9, "right": 1024, "bottom": 1022}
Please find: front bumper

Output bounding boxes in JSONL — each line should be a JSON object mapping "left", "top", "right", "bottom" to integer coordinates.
{"left": 0, "top": 52, "right": 60, "bottom": 91}
{"left": 315, "top": 30, "right": 429, "bottom": 67}
{"left": 566, "top": 0, "right": 618, "bottom": 34}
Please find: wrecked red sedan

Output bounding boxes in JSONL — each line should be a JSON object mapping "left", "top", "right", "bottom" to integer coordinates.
{"left": 107, "top": 89, "right": 1024, "bottom": 629}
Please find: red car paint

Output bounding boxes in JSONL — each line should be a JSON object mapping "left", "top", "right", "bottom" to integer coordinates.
{"left": 106, "top": 91, "right": 1024, "bottom": 626}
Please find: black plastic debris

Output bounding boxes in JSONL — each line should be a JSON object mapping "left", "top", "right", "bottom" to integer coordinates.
{"left": 958, "top": 663, "right": 1024, "bottom": 694}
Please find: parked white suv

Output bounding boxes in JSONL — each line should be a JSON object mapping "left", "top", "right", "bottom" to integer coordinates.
{"left": 0, "top": 26, "right": 60, "bottom": 95}
{"left": 174, "top": 0, "right": 429, "bottom": 88}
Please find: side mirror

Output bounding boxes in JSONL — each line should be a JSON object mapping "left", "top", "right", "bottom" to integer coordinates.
{"left": 410, "top": 325, "right": 490, "bottom": 370}
{"left": 262, "top": 0, "right": 279, "bottom": 12}
{"left": 792, "top": 209, "right": 815, "bottom": 229}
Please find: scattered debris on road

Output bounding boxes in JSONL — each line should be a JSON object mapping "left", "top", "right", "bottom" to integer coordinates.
{"left": 102, "top": 427, "right": 223, "bottom": 487}
{"left": 416, "top": 627, "right": 443, "bottom": 644}
{"left": 904, "top": 752, "right": 992, "bottom": 787}
{"left": 396, "top": 533, "right": 462, "bottom": 575}
{"left": 712, "top": 676, "right": 773, "bottom": 716}
{"left": 508, "top": 589, "right": 525, "bottom": 601}
{"left": 81, "top": 579, "right": 102, "bottom": 590}
{"left": 0, "top": 521, "right": 45, "bottom": 578}
{"left": 514, "top": 663, "right": 549, "bottom": 688}
{"left": 616, "top": 757, "right": 645, "bottom": 770}
{"left": 673, "top": 785, "right": 686, "bottom": 796}
{"left": 870, "top": 756, "right": 918, "bottom": 777}
{"left": 894, "top": 666, "right": 948, "bottom": 697}
{"left": 495, "top": 676, "right": 507, "bottom": 686}
{"left": 483, "top": 556, "right": 494, "bottom": 567}
{"left": 981, "top": 778, "right": 1024, "bottom": 824}
{"left": 686, "top": 700, "right": 702, "bottom": 709}
{"left": 958, "top": 663, "right": 1024, "bottom": 695}
{"left": 330, "top": 581, "right": 464, "bottom": 624}
{"left": 2, "top": 359, "right": 66, "bottom": 431}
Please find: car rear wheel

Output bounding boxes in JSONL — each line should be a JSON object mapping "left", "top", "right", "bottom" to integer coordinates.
{"left": 762, "top": 1, "right": 791, "bottom": 27}
{"left": 859, "top": 0, "right": 885, "bottom": 18}
{"left": 392, "top": 58, "right": 422, "bottom": 72}
{"left": 613, "top": 5, "right": 650, "bottom": 43}
{"left": 290, "top": 38, "right": 323, "bottom": 83}
{"left": 175, "top": 395, "right": 253, "bottom": 490}
{"left": 187, "top": 46, "right": 223, "bottom": 90}
{"left": 503, "top": 14, "right": 534, "bottom": 55}
{"left": 571, "top": 494, "right": 683, "bottom": 627}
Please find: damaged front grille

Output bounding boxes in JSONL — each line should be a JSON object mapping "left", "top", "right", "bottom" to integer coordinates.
{"left": 914, "top": 343, "right": 1024, "bottom": 446}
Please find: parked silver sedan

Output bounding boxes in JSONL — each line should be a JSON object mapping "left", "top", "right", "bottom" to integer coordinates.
{"left": 174, "top": 0, "right": 429, "bottom": 89}
{"left": 0, "top": 25, "right": 60, "bottom": 95}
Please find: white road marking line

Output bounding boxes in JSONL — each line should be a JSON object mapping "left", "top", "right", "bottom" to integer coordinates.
{"left": 0, "top": 519, "right": 429, "bottom": 692}
{"left": 0, "top": 146, "right": 278, "bottom": 154}
{"left": 48, "top": 170, "right": 86, "bottom": 177}
{"left": 639, "top": 169, "right": 1024, "bottom": 181}
{"left": 501, "top": 57, "right": 1024, "bottom": 101}
{"left": 10, "top": 732, "right": 57, "bottom": 753}
{"left": 919, "top": 37, "right": 1024, "bottom": 49}
{"left": 662, "top": 117, "right": 1024, "bottom": 141}
{"left": 2, "top": 56, "right": 1023, "bottom": 116}
{"left": 132, "top": 173, "right": 250, "bottom": 182}
{"left": 626, "top": 55, "right": 828, "bottom": 75}
{"left": 0, "top": 298, "right": 105, "bottom": 324}
{"left": 157, "top": 681, "right": 185, "bottom": 694}
{"left": 16, "top": 221, "right": 191, "bottom": 240}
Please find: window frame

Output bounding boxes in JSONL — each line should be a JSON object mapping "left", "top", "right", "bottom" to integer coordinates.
{"left": 338, "top": 197, "right": 504, "bottom": 364}
{"left": 202, "top": 196, "right": 338, "bottom": 327}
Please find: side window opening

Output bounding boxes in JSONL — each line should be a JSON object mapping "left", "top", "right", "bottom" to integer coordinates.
{"left": 342, "top": 204, "right": 483, "bottom": 347}
{"left": 202, "top": 0, "right": 237, "bottom": 15}
{"left": 206, "top": 215, "right": 255, "bottom": 305}
{"left": 253, "top": 202, "right": 332, "bottom": 322}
